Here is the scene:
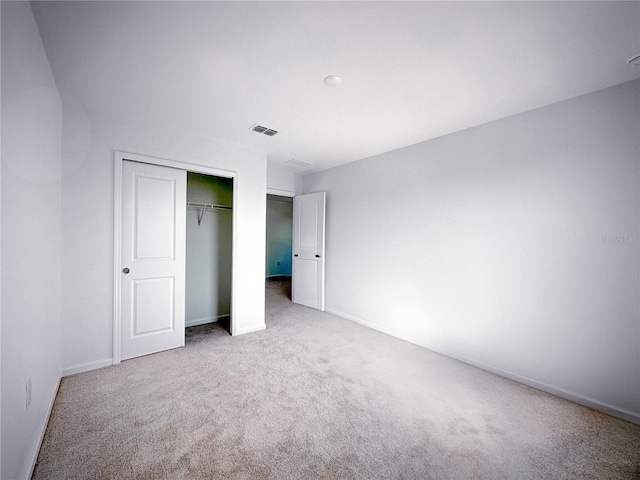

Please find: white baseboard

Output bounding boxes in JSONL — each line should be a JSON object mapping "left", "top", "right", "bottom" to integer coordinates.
{"left": 185, "top": 314, "right": 229, "bottom": 328}
{"left": 26, "top": 375, "right": 61, "bottom": 480}
{"left": 436, "top": 349, "right": 640, "bottom": 425}
{"left": 61, "top": 358, "right": 113, "bottom": 377}
{"left": 326, "top": 308, "right": 640, "bottom": 426}
{"left": 233, "top": 323, "right": 266, "bottom": 336}
{"left": 326, "top": 308, "right": 414, "bottom": 341}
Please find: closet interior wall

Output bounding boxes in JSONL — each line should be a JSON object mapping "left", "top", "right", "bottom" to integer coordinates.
{"left": 186, "top": 172, "right": 233, "bottom": 328}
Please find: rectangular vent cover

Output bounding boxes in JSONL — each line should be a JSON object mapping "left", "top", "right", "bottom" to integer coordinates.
{"left": 286, "top": 158, "right": 312, "bottom": 168}
{"left": 250, "top": 124, "right": 278, "bottom": 136}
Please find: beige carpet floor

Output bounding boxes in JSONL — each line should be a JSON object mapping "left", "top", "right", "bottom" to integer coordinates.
{"left": 33, "top": 278, "right": 640, "bottom": 479}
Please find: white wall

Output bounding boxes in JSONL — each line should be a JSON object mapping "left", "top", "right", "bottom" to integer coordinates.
{"left": 266, "top": 195, "right": 293, "bottom": 277}
{"left": 267, "top": 167, "right": 302, "bottom": 196}
{"left": 1, "top": 2, "right": 63, "bottom": 478}
{"left": 265, "top": 168, "right": 298, "bottom": 278}
{"left": 186, "top": 173, "right": 233, "bottom": 326}
{"left": 61, "top": 105, "right": 267, "bottom": 373}
{"left": 304, "top": 80, "right": 640, "bottom": 423}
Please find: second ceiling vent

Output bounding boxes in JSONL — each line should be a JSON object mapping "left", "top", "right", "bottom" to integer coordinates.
{"left": 250, "top": 123, "right": 278, "bottom": 136}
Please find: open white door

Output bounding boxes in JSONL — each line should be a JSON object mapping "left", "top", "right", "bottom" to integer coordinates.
{"left": 292, "top": 192, "right": 326, "bottom": 310}
{"left": 120, "top": 160, "right": 186, "bottom": 360}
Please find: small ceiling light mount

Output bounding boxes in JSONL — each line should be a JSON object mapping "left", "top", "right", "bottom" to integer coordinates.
{"left": 323, "top": 75, "right": 342, "bottom": 87}
{"left": 627, "top": 54, "right": 640, "bottom": 66}
{"left": 249, "top": 123, "right": 279, "bottom": 136}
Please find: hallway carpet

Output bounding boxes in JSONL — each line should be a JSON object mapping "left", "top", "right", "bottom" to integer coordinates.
{"left": 33, "top": 278, "right": 640, "bottom": 479}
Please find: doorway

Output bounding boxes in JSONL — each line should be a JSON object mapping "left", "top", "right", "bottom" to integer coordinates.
{"left": 266, "top": 195, "right": 293, "bottom": 278}
{"left": 186, "top": 173, "right": 233, "bottom": 333}
{"left": 266, "top": 194, "right": 293, "bottom": 301}
{"left": 265, "top": 191, "right": 327, "bottom": 311}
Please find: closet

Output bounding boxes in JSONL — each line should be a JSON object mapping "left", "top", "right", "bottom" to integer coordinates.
{"left": 185, "top": 172, "right": 233, "bottom": 331}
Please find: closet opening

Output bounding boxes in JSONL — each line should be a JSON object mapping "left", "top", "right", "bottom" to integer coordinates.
{"left": 186, "top": 172, "right": 233, "bottom": 335}
{"left": 266, "top": 194, "right": 293, "bottom": 300}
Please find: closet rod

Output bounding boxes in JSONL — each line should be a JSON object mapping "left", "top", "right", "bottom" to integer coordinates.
{"left": 188, "top": 202, "right": 232, "bottom": 226}
{"left": 186, "top": 202, "right": 232, "bottom": 211}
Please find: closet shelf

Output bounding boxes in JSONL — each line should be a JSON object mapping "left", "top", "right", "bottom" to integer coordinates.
{"left": 187, "top": 202, "right": 232, "bottom": 211}
{"left": 187, "top": 202, "right": 232, "bottom": 226}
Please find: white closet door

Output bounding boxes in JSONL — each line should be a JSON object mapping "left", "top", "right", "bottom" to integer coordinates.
{"left": 120, "top": 160, "right": 186, "bottom": 360}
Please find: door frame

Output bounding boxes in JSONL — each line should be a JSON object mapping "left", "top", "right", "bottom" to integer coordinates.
{"left": 113, "top": 151, "right": 238, "bottom": 364}
{"left": 265, "top": 193, "right": 294, "bottom": 280}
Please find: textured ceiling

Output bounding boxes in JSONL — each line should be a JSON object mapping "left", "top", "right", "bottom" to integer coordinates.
{"left": 31, "top": 1, "right": 640, "bottom": 175}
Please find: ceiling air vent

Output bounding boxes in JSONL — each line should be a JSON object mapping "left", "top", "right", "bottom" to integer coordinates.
{"left": 250, "top": 123, "right": 278, "bottom": 136}
{"left": 286, "top": 159, "right": 312, "bottom": 168}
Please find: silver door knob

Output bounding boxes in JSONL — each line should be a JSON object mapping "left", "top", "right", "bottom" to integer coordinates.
{"left": 122, "top": 268, "right": 130, "bottom": 274}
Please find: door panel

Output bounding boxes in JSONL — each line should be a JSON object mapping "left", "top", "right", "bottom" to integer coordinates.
{"left": 134, "top": 176, "right": 178, "bottom": 259}
{"left": 293, "top": 260, "right": 318, "bottom": 308}
{"left": 292, "top": 192, "right": 325, "bottom": 310}
{"left": 299, "top": 201, "right": 319, "bottom": 257}
{"left": 121, "top": 160, "right": 186, "bottom": 360}
{"left": 132, "top": 277, "right": 175, "bottom": 335}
